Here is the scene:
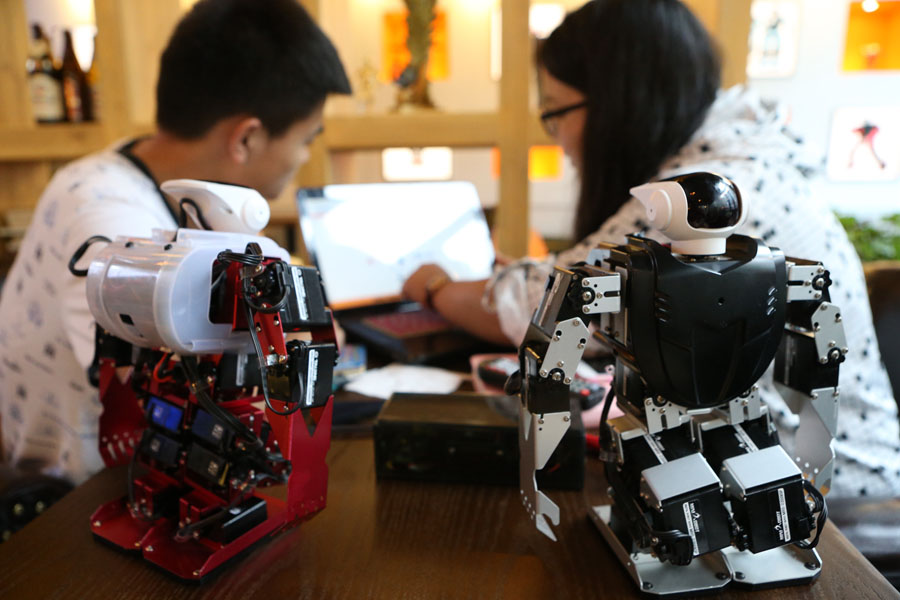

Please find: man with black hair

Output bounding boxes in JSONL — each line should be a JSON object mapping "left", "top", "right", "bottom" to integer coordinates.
{"left": 0, "top": 0, "right": 351, "bottom": 484}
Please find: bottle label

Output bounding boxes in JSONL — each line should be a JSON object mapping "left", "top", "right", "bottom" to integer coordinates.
{"left": 63, "top": 74, "right": 83, "bottom": 122}
{"left": 29, "top": 73, "right": 64, "bottom": 122}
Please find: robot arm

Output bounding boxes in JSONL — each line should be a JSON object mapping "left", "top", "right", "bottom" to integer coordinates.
{"left": 513, "top": 262, "right": 621, "bottom": 540}
{"left": 773, "top": 258, "right": 847, "bottom": 493}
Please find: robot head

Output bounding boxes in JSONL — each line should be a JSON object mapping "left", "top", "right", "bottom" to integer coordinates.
{"left": 161, "top": 179, "right": 270, "bottom": 234}
{"left": 630, "top": 172, "right": 747, "bottom": 255}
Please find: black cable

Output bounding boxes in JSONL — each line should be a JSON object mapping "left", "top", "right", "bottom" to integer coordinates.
{"left": 598, "top": 378, "right": 617, "bottom": 451}
{"left": 217, "top": 250, "right": 263, "bottom": 266}
{"left": 68, "top": 235, "right": 111, "bottom": 277}
{"left": 242, "top": 300, "right": 304, "bottom": 416}
{"left": 795, "top": 479, "right": 828, "bottom": 550}
{"left": 179, "top": 356, "right": 264, "bottom": 451}
{"left": 178, "top": 197, "right": 213, "bottom": 230}
{"left": 243, "top": 284, "right": 291, "bottom": 314}
{"left": 214, "top": 245, "right": 304, "bottom": 416}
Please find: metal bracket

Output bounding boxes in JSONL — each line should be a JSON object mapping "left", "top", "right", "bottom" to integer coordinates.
{"left": 519, "top": 406, "right": 571, "bottom": 541}
{"left": 538, "top": 317, "right": 589, "bottom": 384}
{"left": 717, "top": 386, "right": 763, "bottom": 425}
{"left": 786, "top": 263, "right": 825, "bottom": 302}
{"left": 580, "top": 272, "right": 621, "bottom": 314}
{"left": 644, "top": 398, "right": 690, "bottom": 434}
{"left": 773, "top": 383, "right": 839, "bottom": 491}
{"left": 720, "top": 546, "right": 820, "bottom": 590}
{"left": 589, "top": 505, "right": 732, "bottom": 596}
{"left": 811, "top": 303, "right": 848, "bottom": 364}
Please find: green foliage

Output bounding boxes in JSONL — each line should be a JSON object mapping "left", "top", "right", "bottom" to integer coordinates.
{"left": 838, "top": 213, "right": 900, "bottom": 262}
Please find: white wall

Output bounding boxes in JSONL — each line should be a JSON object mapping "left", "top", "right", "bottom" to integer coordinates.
{"left": 25, "top": 0, "right": 96, "bottom": 68}
{"left": 749, "top": 0, "right": 900, "bottom": 217}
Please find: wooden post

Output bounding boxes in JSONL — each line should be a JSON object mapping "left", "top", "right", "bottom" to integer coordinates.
{"left": 496, "top": 0, "right": 530, "bottom": 259}
{"left": 683, "top": 0, "right": 753, "bottom": 88}
{"left": 0, "top": 0, "right": 34, "bottom": 127}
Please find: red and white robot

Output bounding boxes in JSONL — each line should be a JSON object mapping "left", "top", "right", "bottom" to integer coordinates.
{"left": 71, "top": 181, "right": 338, "bottom": 581}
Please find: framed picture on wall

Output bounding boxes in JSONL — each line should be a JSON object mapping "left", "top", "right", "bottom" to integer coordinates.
{"left": 746, "top": 0, "right": 800, "bottom": 79}
{"left": 826, "top": 106, "right": 900, "bottom": 182}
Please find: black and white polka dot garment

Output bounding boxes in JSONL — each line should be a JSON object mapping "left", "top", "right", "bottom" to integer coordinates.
{"left": 488, "top": 86, "right": 899, "bottom": 497}
{"left": 0, "top": 142, "right": 178, "bottom": 484}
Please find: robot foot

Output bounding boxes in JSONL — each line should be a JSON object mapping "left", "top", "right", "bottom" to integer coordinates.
{"left": 589, "top": 505, "right": 731, "bottom": 597}
{"left": 720, "top": 545, "right": 821, "bottom": 590}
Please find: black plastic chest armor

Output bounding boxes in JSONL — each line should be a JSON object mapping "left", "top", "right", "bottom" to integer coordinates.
{"left": 621, "top": 234, "right": 787, "bottom": 409}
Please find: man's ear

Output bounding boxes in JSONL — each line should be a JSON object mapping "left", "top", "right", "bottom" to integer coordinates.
{"left": 226, "top": 116, "right": 266, "bottom": 165}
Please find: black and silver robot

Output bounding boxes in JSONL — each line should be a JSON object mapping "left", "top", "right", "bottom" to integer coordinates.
{"left": 510, "top": 172, "right": 845, "bottom": 596}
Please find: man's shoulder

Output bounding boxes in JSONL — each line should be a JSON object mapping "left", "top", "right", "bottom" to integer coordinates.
{"left": 43, "top": 143, "right": 156, "bottom": 205}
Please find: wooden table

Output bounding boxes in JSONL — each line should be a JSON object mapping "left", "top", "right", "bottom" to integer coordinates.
{"left": 0, "top": 436, "right": 897, "bottom": 600}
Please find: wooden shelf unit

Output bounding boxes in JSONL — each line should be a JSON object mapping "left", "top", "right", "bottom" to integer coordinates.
{"left": 0, "top": 0, "right": 750, "bottom": 259}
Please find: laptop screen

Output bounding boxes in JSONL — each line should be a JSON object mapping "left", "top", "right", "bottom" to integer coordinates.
{"left": 297, "top": 181, "right": 495, "bottom": 310}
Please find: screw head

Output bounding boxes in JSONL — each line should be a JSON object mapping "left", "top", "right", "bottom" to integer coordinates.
{"left": 642, "top": 582, "right": 654, "bottom": 590}
{"left": 734, "top": 572, "right": 745, "bottom": 580}
{"left": 804, "top": 562, "right": 819, "bottom": 570}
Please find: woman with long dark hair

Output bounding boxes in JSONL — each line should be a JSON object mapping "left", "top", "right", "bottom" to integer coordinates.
{"left": 402, "top": 0, "right": 898, "bottom": 497}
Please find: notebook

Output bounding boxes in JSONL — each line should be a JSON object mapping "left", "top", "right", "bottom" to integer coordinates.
{"left": 297, "top": 181, "right": 497, "bottom": 363}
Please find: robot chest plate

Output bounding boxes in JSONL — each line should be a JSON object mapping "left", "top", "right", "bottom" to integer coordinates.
{"left": 625, "top": 244, "right": 787, "bottom": 408}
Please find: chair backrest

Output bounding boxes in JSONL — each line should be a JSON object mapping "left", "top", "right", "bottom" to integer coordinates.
{"left": 864, "top": 261, "right": 900, "bottom": 413}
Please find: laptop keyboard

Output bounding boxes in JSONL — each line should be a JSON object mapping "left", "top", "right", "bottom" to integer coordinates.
{"left": 361, "top": 309, "right": 455, "bottom": 339}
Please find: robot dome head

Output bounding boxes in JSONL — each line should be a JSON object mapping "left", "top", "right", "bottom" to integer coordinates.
{"left": 630, "top": 172, "right": 747, "bottom": 256}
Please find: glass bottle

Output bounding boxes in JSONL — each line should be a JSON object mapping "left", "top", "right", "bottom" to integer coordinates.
{"left": 26, "top": 24, "right": 65, "bottom": 123}
{"left": 61, "top": 29, "right": 92, "bottom": 122}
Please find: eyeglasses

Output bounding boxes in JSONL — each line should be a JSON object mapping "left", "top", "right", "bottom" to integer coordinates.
{"left": 539, "top": 101, "right": 587, "bottom": 136}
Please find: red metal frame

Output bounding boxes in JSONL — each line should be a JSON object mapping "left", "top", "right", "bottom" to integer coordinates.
{"left": 89, "top": 257, "right": 335, "bottom": 581}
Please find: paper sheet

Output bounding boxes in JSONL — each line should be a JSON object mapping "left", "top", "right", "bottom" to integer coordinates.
{"left": 343, "top": 363, "right": 463, "bottom": 400}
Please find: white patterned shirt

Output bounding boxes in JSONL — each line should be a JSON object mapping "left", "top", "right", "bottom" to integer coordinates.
{"left": 487, "top": 86, "right": 900, "bottom": 497}
{"left": 0, "top": 141, "right": 177, "bottom": 484}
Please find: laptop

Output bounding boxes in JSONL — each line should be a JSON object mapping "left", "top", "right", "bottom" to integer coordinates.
{"left": 297, "top": 181, "right": 497, "bottom": 363}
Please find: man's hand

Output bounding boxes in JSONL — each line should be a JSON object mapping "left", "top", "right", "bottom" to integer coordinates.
{"left": 402, "top": 264, "right": 450, "bottom": 306}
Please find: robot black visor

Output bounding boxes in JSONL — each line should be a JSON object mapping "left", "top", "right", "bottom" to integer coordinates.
{"left": 671, "top": 173, "right": 742, "bottom": 230}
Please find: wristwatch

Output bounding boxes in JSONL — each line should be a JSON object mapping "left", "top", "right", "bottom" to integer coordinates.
{"left": 424, "top": 272, "right": 451, "bottom": 309}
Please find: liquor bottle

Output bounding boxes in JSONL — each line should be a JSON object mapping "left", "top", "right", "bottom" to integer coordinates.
{"left": 85, "top": 33, "right": 100, "bottom": 121}
{"left": 26, "top": 24, "right": 65, "bottom": 123}
{"left": 61, "top": 29, "right": 93, "bottom": 122}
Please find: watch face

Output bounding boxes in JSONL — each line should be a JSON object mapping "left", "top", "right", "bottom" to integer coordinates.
{"left": 669, "top": 173, "right": 742, "bottom": 229}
